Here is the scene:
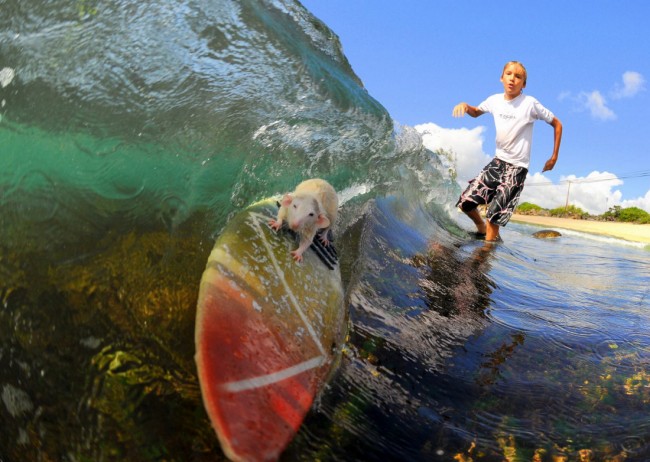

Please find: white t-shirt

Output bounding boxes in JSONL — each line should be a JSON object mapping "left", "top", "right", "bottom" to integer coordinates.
{"left": 478, "top": 93, "right": 555, "bottom": 169}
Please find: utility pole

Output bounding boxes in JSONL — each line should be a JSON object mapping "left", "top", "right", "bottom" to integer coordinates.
{"left": 564, "top": 181, "right": 571, "bottom": 211}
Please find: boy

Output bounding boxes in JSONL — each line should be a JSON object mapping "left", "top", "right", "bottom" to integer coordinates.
{"left": 452, "top": 61, "right": 562, "bottom": 242}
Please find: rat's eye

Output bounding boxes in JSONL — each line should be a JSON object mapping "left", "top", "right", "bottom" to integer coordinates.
{"left": 309, "top": 212, "right": 314, "bottom": 216}
{"left": 293, "top": 204, "right": 297, "bottom": 208}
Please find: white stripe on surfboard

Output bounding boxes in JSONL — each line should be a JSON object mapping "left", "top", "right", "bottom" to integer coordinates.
{"left": 221, "top": 355, "right": 326, "bottom": 393}
{"left": 249, "top": 211, "right": 327, "bottom": 357}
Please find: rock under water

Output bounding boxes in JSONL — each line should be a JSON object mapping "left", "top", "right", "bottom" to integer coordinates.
{"left": 532, "top": 229, "right": 562, "bottom": 239}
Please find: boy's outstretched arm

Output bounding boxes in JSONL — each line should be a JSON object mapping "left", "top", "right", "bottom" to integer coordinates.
{"left": 452, "top": 102, "right": 484, "bottom": 118}
{"left": 542, "top": 117, "right": 563, "bottom": 172}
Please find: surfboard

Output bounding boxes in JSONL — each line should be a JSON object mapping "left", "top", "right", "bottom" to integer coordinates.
{"left": 195, "top": 198, "right": 346, "bottom": 462}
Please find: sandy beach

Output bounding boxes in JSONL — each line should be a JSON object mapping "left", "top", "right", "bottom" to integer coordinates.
{"left": 510, "top": 214, "right": 650, "bottom": 244}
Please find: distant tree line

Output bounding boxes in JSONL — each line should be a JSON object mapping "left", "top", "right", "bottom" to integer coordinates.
{"left": 516, "top": 202, "right": 650, "bottom": 224}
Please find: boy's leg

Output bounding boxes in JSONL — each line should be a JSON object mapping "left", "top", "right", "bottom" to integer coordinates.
{"left": 484, "top": 161, "right": 528, "bottom": 240}
{"left": 485, "top": 221, "right": 500, "bottom": 241}
{"left": 465, "top": 208, "right": 486, "bottom": 235}
{"left": 457, "top": 159, "right": 502, "bottom": 236}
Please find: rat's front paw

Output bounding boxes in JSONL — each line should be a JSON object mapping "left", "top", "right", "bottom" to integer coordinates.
{"left": 268, "top": 219, "right": 282, "bottom": 231}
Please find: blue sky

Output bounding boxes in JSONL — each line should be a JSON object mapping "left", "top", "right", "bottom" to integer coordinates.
{"left": 300, "top": 1, "right": 650, "bottom": 214}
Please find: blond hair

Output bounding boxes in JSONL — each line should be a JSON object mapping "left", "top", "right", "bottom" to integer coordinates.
{"left": 502, "top": 61, "right": 527, "bottom": 85}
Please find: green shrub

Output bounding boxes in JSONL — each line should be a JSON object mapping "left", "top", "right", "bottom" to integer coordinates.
{"left": 602, "top": 206, "right": 621, "bottom": 220}
{"left": 617, "top": 207, "right": 650, "bottom": 224}
{"left": 549, "top": 205, "right": 588, "bottom": 218}
{"left": 516, "top": 202, "right": 544, "bottom": 213}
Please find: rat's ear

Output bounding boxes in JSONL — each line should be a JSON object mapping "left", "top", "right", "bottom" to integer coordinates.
{"left": 316, "top": 213, "right": 330, "bottom": 229}
{"left": 281, "top": 193, "right": 293, "bottom": 207}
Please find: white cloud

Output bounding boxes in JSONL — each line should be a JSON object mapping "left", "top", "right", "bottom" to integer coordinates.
{"left": 521, "top": 171, "right": 625, "bottom": 214}
{"left": 560, "top": 71, "right": 645, "bottom": 121}
{"left": 414, "top": 122, "right": 490, "bottom": 184}
{"left": 621, "top": 189, "right": 650, "bottom": 212}
{"left": 413, "top": 121, "right": 650, "bottom": 214}
{"left": 520, "top": 172, "right": 569, "bottom": 210}
{"left": 611, "top": 71, "right": 646, "bottom": 99}
{"left": 580, "top": 90, "right": 616, "bottom": 121}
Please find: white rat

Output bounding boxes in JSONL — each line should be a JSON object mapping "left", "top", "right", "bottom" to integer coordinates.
{"left": 268, "top": 178, "right": 338, "bottom": 262}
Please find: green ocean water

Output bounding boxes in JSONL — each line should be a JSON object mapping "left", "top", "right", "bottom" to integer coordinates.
{"left": 2, "top": 1, "right": 649, "bottom": 461}
{"left": 0, "top": 0, "right": 423, "bottom": 254}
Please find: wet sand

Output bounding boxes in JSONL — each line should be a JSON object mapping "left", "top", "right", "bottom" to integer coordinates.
{"left": 510, "top": 214, "right": 650, "bottom": 244}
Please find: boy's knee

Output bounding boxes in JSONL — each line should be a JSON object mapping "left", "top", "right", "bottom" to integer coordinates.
{"left": 460, "top": 201, "right": 478, "bottom": 213}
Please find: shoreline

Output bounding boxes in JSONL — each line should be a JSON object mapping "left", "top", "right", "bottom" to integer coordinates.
{"left": 510, "top": 214, "right": 650, "bottom": 244}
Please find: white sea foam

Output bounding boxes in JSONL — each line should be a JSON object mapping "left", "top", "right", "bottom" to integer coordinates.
{"left": 551, "top": 227, "right": 648, "bottom": 249}
{"left": 0, "top": 67, "right": 15, "bottom": 88}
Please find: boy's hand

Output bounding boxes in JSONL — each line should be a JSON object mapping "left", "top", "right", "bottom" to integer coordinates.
{"left": 542, "top": 157, "right": 557, "bottom": 172}
{"left": 453, "top": 103, "right": 482, "bottom": 118}
{"left": 452, "top": 103, "right": 469, "bottom": 117}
